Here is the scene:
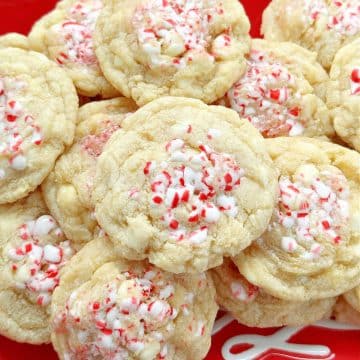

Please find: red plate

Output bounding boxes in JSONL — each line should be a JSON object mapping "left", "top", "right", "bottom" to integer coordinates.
{"left": 0, "top": 1, "right": 359, "bottom": 359}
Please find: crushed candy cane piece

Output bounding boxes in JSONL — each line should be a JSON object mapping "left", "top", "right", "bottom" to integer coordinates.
{"left": 142, "top": 132, "right": 245, "bottom": 244}
{"left": 0, "top": 78, "right": 43, "bottom": 178}
{"left": 276, "top": 164, "right": 350, "bottom": 259}
{"left": 6, "top": 215, "right": 73, "bottom": 306}
{"left": 226, "top": 50, "right": 305, "bottom": 138}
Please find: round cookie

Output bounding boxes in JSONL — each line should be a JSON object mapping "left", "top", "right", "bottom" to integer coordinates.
{"left": 42, "top": 98, "right": 137, "bottom": 249}
{"left": 51, "top": 236, "right": 217, "bottom": 360}
{"left": 0, "top": 33, "right": 29, "bottom": 50}
{"left": 93, "top": 97, "right": 278, "bottom": 273}
{"left": 234, "top": 137, "right": 360, "bottom": 301}
{"left": 210, "top": 259, "right": 335, "bottom": 327}
{"left": 327, "top": 38, "right": 360, "bottom": 151}
{"left": 219, "top": 39, "right": 333, "bottom": 139}
{"left": 0, "top": 48, "right": 78, "bottom": 204}
{"left": 94, "top": 0, "right": 250, "bottom": 106}
{"left": 261, "top": 0, "right": 360, "bottom": 70}
{"left": 29, "top": 0, "right": 118, "bottom": 97}
{"left": 0, "top": 190, "right": 74, "bottom": 344}
{"left": 332, "top": 297, "right": 360, "bottom": 325}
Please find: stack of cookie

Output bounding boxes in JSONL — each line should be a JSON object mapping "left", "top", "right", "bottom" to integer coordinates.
{"left": 0, "top": 0, "right": 359, "bottom": 359}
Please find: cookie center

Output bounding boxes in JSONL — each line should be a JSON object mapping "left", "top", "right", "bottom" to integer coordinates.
{"left": 55, "top": 0, "right": 102, "bottom": 66}
{"left": 6, "top": 215, "right": 73, "bottom": 306}
{"left": 56, "top": 265, "right": 187, "bottom": 359}
{"left": 132, "top": 0, "right": 221, "bottom": 68}
{"left": 143, "top": 136, "right": 245, "bottom": 244}
{"left": 0, "top": 77, "right": 43, "bottom": 179}
{"left": 274, "top": 164, "right": 350, "bottom": 259}
{"left": 226, "top": 50, "right": 305, "bottom": 138}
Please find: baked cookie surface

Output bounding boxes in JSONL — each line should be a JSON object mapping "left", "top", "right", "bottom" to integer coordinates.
{"left": 327, "top": 38, "right": 360, "bottom": 151}
{"left": 29, "top": 0, "right": 118, "bottom": 97}
{"left": 42, "top": 98, "right": 137, "bottom": 249}
{"left": 0, "top": 33, "right": 29, "bottom": 50}
{"left": 219, "top": 39, "right": 333, "bottom": 139}
{"left": 0, "top": 190, "right": 74, "bottom": 344}
{"left": 234, "top": 137, "right": 360, "bottom": 301}
{"left": 261, "top": 0, "right": 360, "bottom": 70}
{"left": 51, "top": 236, "right": 217, "bottom": 360}
{"left": 0, "top": 48, "right": 78, "bottom": 204}
{"left": 94, "top": 0, "right": 250, "bottom": 105}
{"left": 93, "top": 97, "right": 278, "bottom": 273}
{"left": 211, "top": 258, "right": 335, "bottom": 327}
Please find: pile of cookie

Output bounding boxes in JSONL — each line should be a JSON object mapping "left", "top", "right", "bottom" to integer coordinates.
{"left": 0, "top": 0, "right": 359, "bottom": 359}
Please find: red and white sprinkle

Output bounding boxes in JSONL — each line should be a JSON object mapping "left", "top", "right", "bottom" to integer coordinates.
{"left": 54, "top": 265, "right": 201, "bottom": 359}
{"left": 0, "top": 78, "right": 43, "bottom": 178}
{"left": 132, "top": 0, "right": 223, "bottom": 68}
{"left": 142, "top": 134, "right": 245, "bottom": 244}
{"left": 225, "top": 50, "right": 305, "bottom": 138}
{"left": 275, "top": 164, "right": 350, "bottom": 259}
{"left": 6, "top": 215, "right": 73, "bottom": 306}
{"left": 55, "top": 0, "right": 102, "bottom": 66}
{"left": 350, "top": 67, "right": 360, "bottom": 95}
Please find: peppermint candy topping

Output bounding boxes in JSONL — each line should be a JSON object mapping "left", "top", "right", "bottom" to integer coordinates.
{"left": 303, "top": 0, "right": 360, "bottom": 36}
{"left": 55, "top": 266, "right": 196, "bottom": 359}
{"left": 0, "top": 78, "right": 43, "bottom": 179}
{"left": 143, "top": 135, "right": 244, "bottom": 244}
{"left": 327, "top": 0, "right": 360, "bottom": 36}
{"left": 81, "top": 122, "right": 121, "bottom": 157}
{"left": 276, "top": 164, "right": 350, "bottom": 259}
{"left": 55, "top": 0, "right": 102, "bottom": 66}
{"left": 230, "top": 281, "right": 259, "bottom": 303}
{"left": 132, "top": 0, "right": 223, "bottom": 68}
{"left": 350, "top": 67, "right": 360, "bottom": 95}
{"left": 7, "top": 215, "right": 73, "bottom": 306}
{"left": 226, "top": 50, "right": 305, "bottom": 138}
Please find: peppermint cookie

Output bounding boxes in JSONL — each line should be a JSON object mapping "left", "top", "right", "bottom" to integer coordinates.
{"left": 51, "top": 236, "right": 217, "bottom": 360}
{"left": 93, "top": 97, "right": 278, "bottom": 273}
{"left": 0, "top": 33, "right": 29, "bottom": 50}
{"left": 219, "top": 39, "right": 333, "bottom": 139}
{"left": 234, "top": 137, "right": 360, "bottom": 301}
{"left": 0, "top": 48, "right": 78, "bottom": 204}
{"left": 42, "top": 98, "right": 137, "bottom": 249}
{"left": 94, "top": 0, "right": 251, "bottom": 106}
{"left": 29, "top": 0, "right": 118, "bottom": 97}
{"left": 261, "top": 0, "right": 360, "bottom": 70}
{"left": 332, "top": 297, "right": 360, "bottom": 325}
{"left": 0, "top": 190, "right": 74, "bottom": 344}
{"left": 327, "top": 38, "right": 360, "bottom": 151}
{"left": 210, "top": 259, "right": 335, "bottom": 327}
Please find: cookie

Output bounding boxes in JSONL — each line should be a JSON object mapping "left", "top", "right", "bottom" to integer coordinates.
{"left": 0, "top": 48, "right": 78, "bottom": 204}
{"left": 0, "top": 190, "right": 74, "bottom": 344}
{"left": 234, "top": 137, "right": 360, "bottom": 301}
{"left": 93, "top": 97, "right": 278, "bottom": 273}
{"left": 210, "top": 259, "right": 335, "bottom": 327}
{"left": 94, "top": 0, "right": 250, "bottom": 106}
{"left": 0, "top": 33, "right": 29, "bottom": 50}
{"left": 332, "top": 297, "right": 360, "bottom": 325}
{"left": 261, "top": 0, "right": 360, "bottom": 70}
{"left": 42, "top": 98, "right": 137, "bottom": 249}
{"left": 219, "top": 39, "right": 333, "bottom": 139}
{"left": 327, "top": 38, "right": 360, "bottom": 151}
{"left": 29, "top": 0, "right": 118, "bottom": 97}
{"left": 344, "top": 285, "right": 360, "bottom": 313}
{"left": 51, "top": 236, "right": 217, "bottom": 360}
